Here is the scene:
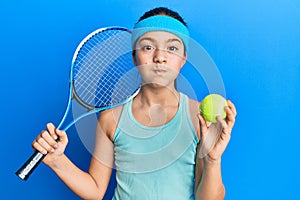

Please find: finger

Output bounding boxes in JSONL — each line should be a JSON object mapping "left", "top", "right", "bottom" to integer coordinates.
{"left": 206, "top": 121, "right": 212, "bottom": 127}
{"left": 198, "top": 114, "right": 212, "bottom": 128}
{"left": 227, "top": 100, "right": 237, "bottom": 117}
{"left": 224, "top": 106, "right": 236, "bottom": 127}
{"left": 216, "top": 115, "right": 229, "bottom": 134}
{"left": 46, "top": 123, "right": 58, "bottom": 140}
{"left": 216, "top": 116, "right": 232, "bottom": 145}
{"left": 55, "top": 129, "right": 68, "bottom": 144}
{"left": 41, "top": 129, "right": 59, "bottom": 149}
{"left": 34, "top": 133, "right": 55, "bottom": 154}
{"left": 198, "top": 114, "right": 208, "bottom": 132}
{"left": 32, "top": 140, "right": 48, "bottom": 155}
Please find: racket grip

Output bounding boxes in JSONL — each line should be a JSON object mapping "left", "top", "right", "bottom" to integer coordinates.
{"left": 15, "top": 151, "right": 46, "bottom": 181}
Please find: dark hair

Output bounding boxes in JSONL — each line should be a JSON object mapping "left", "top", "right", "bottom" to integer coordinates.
{"left": 136, "top": 7, "right": 188, "bottom": 27}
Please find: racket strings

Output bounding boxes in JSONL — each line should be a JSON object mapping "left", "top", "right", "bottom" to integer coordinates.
{"left": 72, "top": 28, "right": 140, "bottom": 108}
{"left": 87, "top": 32, "right": 133, "bottom": 103}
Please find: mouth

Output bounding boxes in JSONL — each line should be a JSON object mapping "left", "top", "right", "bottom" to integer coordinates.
{"left": 153, "top": 68, "right": 167, "bottom": 75}
{"left": 153, "top": 65, "right": 168, "bottom": 75}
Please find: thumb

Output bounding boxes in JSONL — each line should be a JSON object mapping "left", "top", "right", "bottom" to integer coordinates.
{"left": 198, "top": 114, "right": 206, "bottom": 127}
{"left": 198, "top": 114, "right": 213, "bottom": 134}
{"left": 55, "top": 129, "right": 68, "bottom": 144}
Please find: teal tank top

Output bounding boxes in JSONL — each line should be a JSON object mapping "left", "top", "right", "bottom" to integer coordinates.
{"left": 112, "top": 93, "right": 199, "bottom": 200}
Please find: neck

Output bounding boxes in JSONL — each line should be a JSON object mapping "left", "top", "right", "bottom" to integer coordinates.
{"left": 137, "top": 84, "right": 179, "bottom": 106}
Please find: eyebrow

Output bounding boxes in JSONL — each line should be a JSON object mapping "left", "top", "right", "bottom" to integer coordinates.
{"left": 166, "top": 38, "right": 183, "bottom": 44}
{"left": 138, "top": 37, "right": 183, "bottom": 45}
{"left": 138, "top": 37, "right": 156, "bottom": 44}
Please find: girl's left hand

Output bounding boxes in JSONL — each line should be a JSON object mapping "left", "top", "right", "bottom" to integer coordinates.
{"left": 198, "top": 100, "right": 237, "bottom": 164}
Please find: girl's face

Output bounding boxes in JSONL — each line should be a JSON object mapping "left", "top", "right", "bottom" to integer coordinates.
{"left": 133, "top": 31, "right": 187, "bottom": 88}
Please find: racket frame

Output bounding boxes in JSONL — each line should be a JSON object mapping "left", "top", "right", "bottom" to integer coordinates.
{"left": 15, "top": 26, "right": 140, "bottom": 180}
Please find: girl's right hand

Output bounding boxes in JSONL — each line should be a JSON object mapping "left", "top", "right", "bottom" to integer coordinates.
{"left": 32, "top": 123, "right": 68, "bottom": 166}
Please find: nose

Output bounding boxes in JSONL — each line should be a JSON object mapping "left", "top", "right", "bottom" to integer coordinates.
{"left": 153, "top": 48, "right": 167, "bottom": 63}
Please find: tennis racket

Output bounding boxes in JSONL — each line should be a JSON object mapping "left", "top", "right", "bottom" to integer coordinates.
{"left": 15, "top": 27, "right": 141, "bottom": 181}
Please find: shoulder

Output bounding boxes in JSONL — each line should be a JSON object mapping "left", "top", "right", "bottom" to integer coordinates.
{"left": 187, "top": 98, "right": 200, "bottom": 110}
{"left": 98, "top": 105, "right": 123, "bottom": 141}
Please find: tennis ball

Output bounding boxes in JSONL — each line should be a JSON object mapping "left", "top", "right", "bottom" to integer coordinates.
{"left": 200, "top": 94, "right": 228, "bottom": 123}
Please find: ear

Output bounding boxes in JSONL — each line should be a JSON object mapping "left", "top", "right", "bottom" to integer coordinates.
{"left": 180, "top": 54, "right": 187, "bottom": 68}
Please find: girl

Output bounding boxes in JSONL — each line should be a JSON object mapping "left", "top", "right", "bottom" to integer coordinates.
{"left": 32, "top": 7, "right": 237, "bottom": 200}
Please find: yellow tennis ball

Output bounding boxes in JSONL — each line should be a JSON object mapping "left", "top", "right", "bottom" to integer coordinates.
{"left": 200, "top": 94, "right": 228, "bottom": 122}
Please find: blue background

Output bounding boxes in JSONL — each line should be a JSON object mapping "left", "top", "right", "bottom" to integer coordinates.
{"left": 1, "top": 0, "right": 299, "bottom": 199}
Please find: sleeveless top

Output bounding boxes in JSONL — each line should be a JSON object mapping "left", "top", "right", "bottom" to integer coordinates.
{"left": 112, "top": 93, "right": 199, "bottom": 200}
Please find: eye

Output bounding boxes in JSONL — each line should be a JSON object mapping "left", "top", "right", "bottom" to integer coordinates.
{"left": 167, "top": 46, "right": 178, "bottom": 52}
{"left": 142, "top": 45, "right": 154, "bottom": 51}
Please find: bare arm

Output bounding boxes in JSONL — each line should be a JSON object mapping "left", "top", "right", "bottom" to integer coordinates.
{"left": 47, "top": 154, "right": 112, "bottom": 200}
{"left": 191, "top": 100, "right": 237, "bottom": 199}
{"left": 194, "top": 155, "right": 225, "bottom": 199}
{"left": 32, "top": 109, "right": 116, "bottom": 199}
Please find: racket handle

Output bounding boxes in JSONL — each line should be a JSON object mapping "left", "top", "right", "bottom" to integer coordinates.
{"left": 15, "top": 151, "right": 46, "bottom": 181}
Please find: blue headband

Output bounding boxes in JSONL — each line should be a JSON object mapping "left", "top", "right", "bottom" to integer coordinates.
{"left": 132, "top": 15, "right": 190, "bottom": 51}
